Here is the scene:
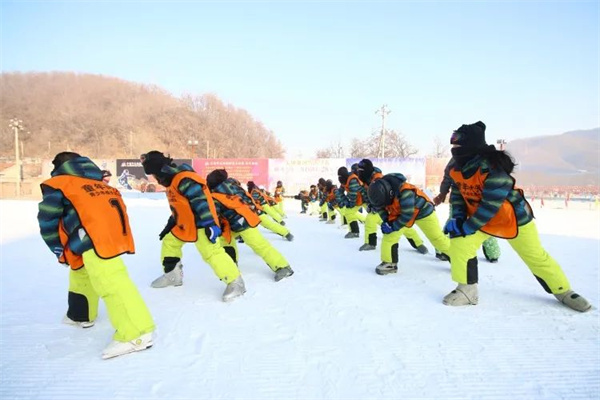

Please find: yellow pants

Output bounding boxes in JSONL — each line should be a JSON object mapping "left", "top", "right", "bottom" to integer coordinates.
{"left": 161, "top": 230, "right": 240, "bottom": 284}
{"left": 448, "top": 220, "right": 570, "bottom": 294}
{"left": 222, "top": 227, "right": 289, "bottom": 271}
{"left": 320, "top": 203, "right": 328, "bottom": 218}
{"left": 259, "top": 213, "right": 289, "bottom": 237}
{"left": 274, "top": 199, "right": 286, "bottom": 217}
{"left": 364, "top": 212, "right": 425, "bottom": 247}
{"left": 381, "top": 212, "right": 449, "bottom": 263}
{"left": 75, "top": 250, "right": 155, "bottom": 342}
{"left": 263, "top": 204, "right": 283, "bottom": 223}
{"left": 345, "top": 205, "right": 366, "bottom": 225}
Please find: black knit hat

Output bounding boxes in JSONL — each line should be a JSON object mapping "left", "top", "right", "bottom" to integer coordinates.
{"left": 338, "top": 166, "right": 349, "bottom": 185}
{"left": 52, "top": 152, "right": 81, "bottom": 170}
{"left": 451, "top": 121, "right": 487, "bottom": 148}
{"left": 206, "top": 169, "right": 228, "bottom": 189}
{"left": 141, "top": 151, "right": 173, "bottom": 175}
{"left": 357, "top": 159, "right": 374, "bottom": 183}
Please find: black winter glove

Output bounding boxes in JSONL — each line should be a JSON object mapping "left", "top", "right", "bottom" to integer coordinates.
{"left": 159, "top": 216, "right": 177, "bottom": 240}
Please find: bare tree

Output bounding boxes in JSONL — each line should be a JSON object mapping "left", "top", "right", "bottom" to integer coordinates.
{"left": 315, "top": 140, "right": 345, "bottom": 158}
{"left": 349, "top": 138, "right": 368, "bottom": 158}
{"left": 431, "top": 136, "right": 450, "bottom": 157}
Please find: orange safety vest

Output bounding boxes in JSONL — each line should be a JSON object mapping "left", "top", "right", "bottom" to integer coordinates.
{"left": 344, "top": 174, "right": 364, "bottom": 206}
{"left": 167, "top": 171, "right": 219, "bottom": 242}
{"left": 212, "top": 192, "right": 261, "bottom": 244}
{"left": 449, "top": 168, "right": 518, "bottom": 239}
{"left": 326, "top": 187, "right": 337, "bottom": 202}
{"left": 384, "top": 182, "right": 431, "bottom": 228}
{"left": 261, "top": 189, "right": 277, "bottom": 205}
{"left": 371, "top": 171, "right": 383, "bottom": 183}
{"left": 274, "top": 186, "right": 284, "bottom": 202}
{"left": 42, "top": 175, "right": 135, "bottom": 270}
{"left": 211, "top": 192, "right": 261, "bottom": 228}
{"left": 250, "top": 188, "right": 267, "bottom": 205}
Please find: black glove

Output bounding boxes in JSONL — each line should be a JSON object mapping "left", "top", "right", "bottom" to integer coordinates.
{"left": 159, "top": 216, "right": 176, "bottom": 240}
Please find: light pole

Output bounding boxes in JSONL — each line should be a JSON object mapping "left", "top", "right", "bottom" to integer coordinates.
{"left": 187, "top": 139, "right": 198, "bottom": 159}
{"left": 496, "top": 139, "right": 507, "bottom": 151}
{"left": 9, "top": 118, "right": 24, "bottom": 197}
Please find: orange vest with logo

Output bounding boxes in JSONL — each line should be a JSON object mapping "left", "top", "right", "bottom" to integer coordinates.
{"left": 43, "top": 175, "right": 135, "bottom": 269}
{"left": 384, "top": 182, "right": 431, "bottom": 228}
{"left": 449, "top": 168, "right": 518, "bottom": 239}
{"left": 167, "top": 171, "right": 219, "bottom": 242}
{"left": 344, "top": 174, "right": 364, "bottom": 206}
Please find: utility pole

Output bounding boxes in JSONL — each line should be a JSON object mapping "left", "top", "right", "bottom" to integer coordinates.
{"left": 375, "top": 104, "right": 391, "bottom": 158}
{"left": 9, "top": 118, "right": 23, "bottom": 197}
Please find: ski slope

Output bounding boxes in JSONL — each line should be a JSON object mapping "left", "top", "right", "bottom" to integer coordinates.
{"left": 1, "top": 198, "right": 598, "bottom": 400}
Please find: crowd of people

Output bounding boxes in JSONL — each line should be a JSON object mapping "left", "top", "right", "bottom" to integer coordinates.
{"left": 36, "top": 121, "right": 592, "bottom": 360}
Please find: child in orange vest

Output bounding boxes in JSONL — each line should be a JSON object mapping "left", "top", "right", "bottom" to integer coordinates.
{"left": 38, "top": 152, "right": 155, "bottom": 359}
{"left": 443, "top": 121, "right": 590, "bottom": 312}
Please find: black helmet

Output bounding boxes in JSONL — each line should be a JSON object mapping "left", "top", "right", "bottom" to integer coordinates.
{"left": 357, "top": 159, "right": 374, "bottom": 184}
{"left": 206, "top": 169, "right": 228, "bottom": 190}
{"left": 368, "top": 179, "right": 394, "bottom": 209}
{"left": 247, "top": 181, "right": 256, "bottom": 191}
{"left": 337, "top": 167, "right": 349, "bottom": 185}
{"left": 277, "top": 180, "right": 282, "bottom": 186}
{"left": 351, "top": 163, "right": 359, "bottom": 174}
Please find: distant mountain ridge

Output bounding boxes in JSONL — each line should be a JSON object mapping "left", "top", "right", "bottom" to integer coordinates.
{"left": 506, "top": 128, "right": 599, "bottom": 186}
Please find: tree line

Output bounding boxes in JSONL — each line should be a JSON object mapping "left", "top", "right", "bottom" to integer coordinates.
{"left": 0, "top": 72, "right": 285, "bottom": 159}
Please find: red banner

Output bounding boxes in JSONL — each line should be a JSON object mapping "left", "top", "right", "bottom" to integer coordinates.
{"left": 192, "top": 158, "right": 269, "bottom": 188}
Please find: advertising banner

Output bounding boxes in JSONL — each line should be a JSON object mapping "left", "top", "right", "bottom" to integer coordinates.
{"left": 116, "top": 158, "right": 191, "bottom": 192}
{"left": 268, "top": 158, "right": 346, "bottom": 195}
{"left": 192, "top": 158, "right": 269, "bottom": 189}
{"left": 346, "top": 157, "right": 427, "bottom": 188}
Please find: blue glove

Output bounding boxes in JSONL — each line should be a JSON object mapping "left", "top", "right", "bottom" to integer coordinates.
{"left": 444, "top": 218, "right": 466, "bottom": 238}
{"left": 381, "top": 222, "right": 394, "bottom": 234}
{"left": 462, "top": 221, "right": 476, "bottom": 236}
{"left": 53, "top": 246, "right": 64, "bottom": 259}
{"left": 205, "top": 225, "right": 222, "bottom": 243}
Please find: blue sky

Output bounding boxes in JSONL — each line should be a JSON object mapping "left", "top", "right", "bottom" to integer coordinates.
{"left": 1, "top": 1, "right": 598, "bottom": 157}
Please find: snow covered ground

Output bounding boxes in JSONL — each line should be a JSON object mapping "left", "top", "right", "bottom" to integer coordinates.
{"left": 1, "top": 197, "right": 598, "bottom": 400}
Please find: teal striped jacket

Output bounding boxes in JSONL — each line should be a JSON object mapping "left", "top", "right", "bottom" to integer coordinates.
{"left": 378, "top": 173, "right": 435, "bottom": 230}
{"left": 166, "top": 164, "right": 218, "bottom": 228}
{"left": 449, "top": 155, "right": 533, "bottom": 233}
{"left": 38, "top": 157, "right": 103, "bottom": 257}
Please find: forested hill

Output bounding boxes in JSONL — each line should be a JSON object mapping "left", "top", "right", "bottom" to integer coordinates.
{"left": 0, "top": 72, "right": 285, "bottom": 159}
